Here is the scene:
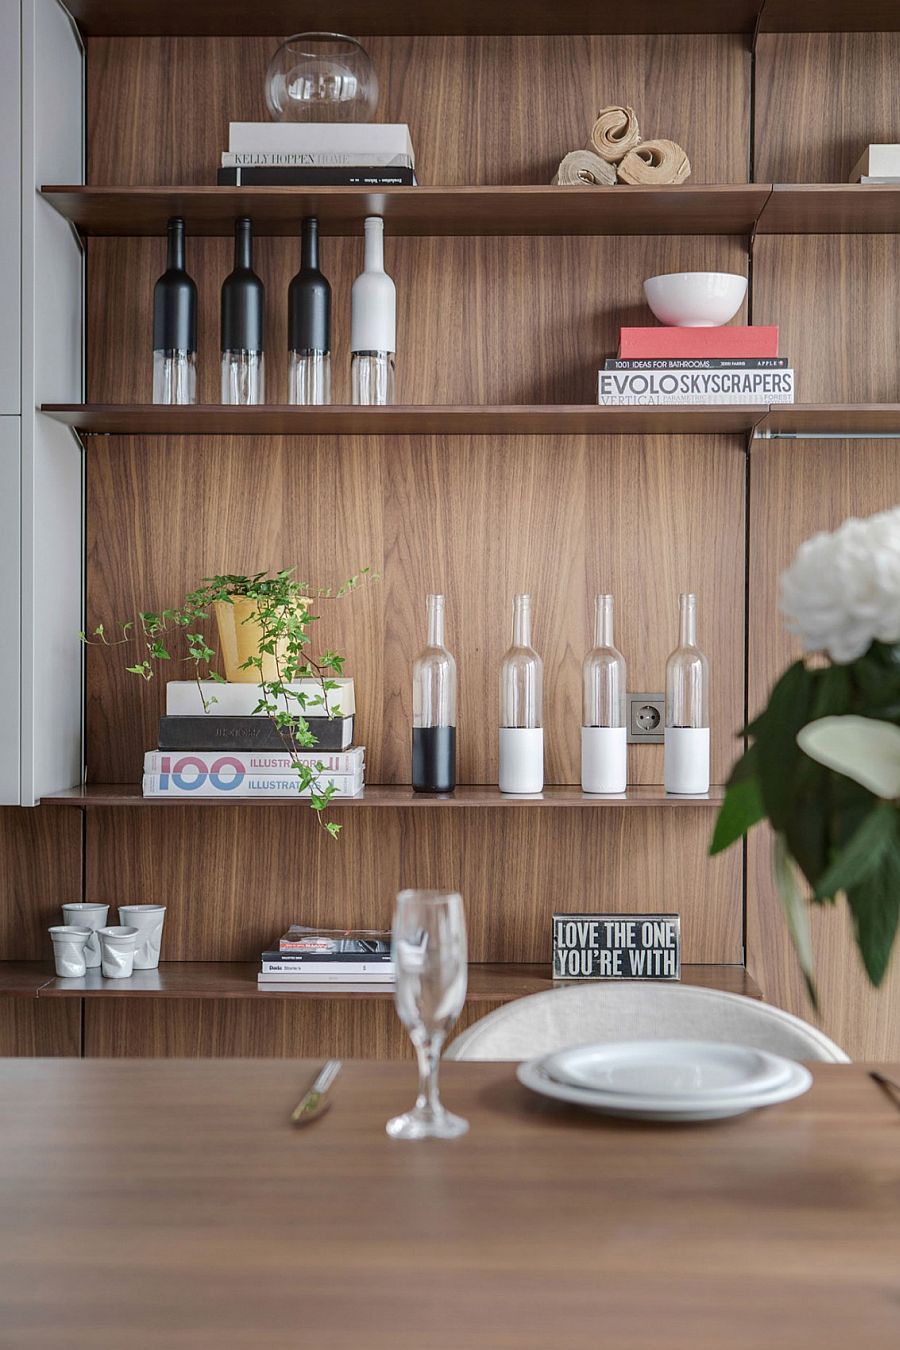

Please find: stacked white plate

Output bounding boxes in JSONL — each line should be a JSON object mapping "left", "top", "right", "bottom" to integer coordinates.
{"left": 517, "top": 1039, "right": 813, "bottom": 1121}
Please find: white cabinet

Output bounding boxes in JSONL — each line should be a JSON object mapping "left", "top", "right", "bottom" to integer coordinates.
{"left": 1, "top": 0, "right": 84, "bottom": 804}
{"left": 0, "top": 6, "right": 21, "bottom": 413}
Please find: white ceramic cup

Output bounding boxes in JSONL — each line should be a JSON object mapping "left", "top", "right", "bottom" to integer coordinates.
{"left": 97, "top": 925, "right": 139, "bottom": 979}
{"left": 117, "top": 905, "right": 167, "bottom": 970}
{"left": 61, "top": 903, "right": 110, "bottom": 968}
{"left": 48, "top": 925, "right": 92, "bottom": 978}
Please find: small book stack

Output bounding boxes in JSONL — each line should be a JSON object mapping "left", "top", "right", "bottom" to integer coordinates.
{"left": 598, "top": 326, "right": 795, "bottom": 406}
{"left": 142, "top": 678, "right": 364, "bottom": 798}
{"left": 258, "top": 925, "right": 394, "bottom": 991}
{"left": 217, "top": 122, "right": 416, "bottom": 186}
{"left": 850, "top": 144, "right": 900, "bottom": 184}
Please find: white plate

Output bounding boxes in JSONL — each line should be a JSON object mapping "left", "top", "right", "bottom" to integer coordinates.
{"left": 517, "top": 1055, "right": 813, "bottom": 1121}
{"left": 541, "top": 1039, "right": 794, "bottom": 1101}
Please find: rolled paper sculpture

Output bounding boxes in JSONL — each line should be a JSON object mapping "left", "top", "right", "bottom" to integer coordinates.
{"left": 617, "top": 139, "right": 692, "bottom": 185}
{"left": 552, "top": 149, "right": 617, "bottom": 186}
{"left": 587, "top": 105, "right": 641, "bottom": 163}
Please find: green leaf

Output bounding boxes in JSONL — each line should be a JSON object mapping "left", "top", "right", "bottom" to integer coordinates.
{"left": 325, "top": 821, "right": 342, "bottom": 839}
{"left": 773, "top": 833, "right": 817, "bottom": 1010}
{"left": 710, "top": 775, "right": 765, "bottom": 854}
{"left": 845, "top": 843, "right": 900, "bottom": 986}
{"left": 755, "top": 660, "right": 816, "bottom": 833}
{"left": 814, "top": 800, "right": 897, "bottom": 901}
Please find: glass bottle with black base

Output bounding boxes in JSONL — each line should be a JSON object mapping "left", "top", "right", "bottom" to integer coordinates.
{"left": 412, "top": 594, "right": 457, "bottom": 793}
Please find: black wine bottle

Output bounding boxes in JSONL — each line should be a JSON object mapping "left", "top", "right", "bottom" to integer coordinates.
{"left": 221, "top": 218, "right": 265, "bottom": 404}
{"left": 152, "top": 217, "right": 197, "bottom": 404}
{"left": 288, "top": 216, "right": 332, "bottom": 405}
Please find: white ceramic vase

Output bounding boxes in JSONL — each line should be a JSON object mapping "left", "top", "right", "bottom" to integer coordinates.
{"left": 61, "top": 903, "right": 109, "bottom": 968}
{"left": 97, "top": 926, "right": 138, "bottom": 979}
{"left": 48, "top": 925, "right": 92, "bottom": 978}
{"left": 117, "top": 905, "right": 167, "bottom": 970}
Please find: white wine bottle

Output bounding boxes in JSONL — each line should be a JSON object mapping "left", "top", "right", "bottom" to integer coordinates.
{"left": 351, "top": 216, "right": 395, "bottom": 405}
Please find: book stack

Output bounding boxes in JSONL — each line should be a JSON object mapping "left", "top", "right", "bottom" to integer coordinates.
{"left": 598, "top": 325, "right": 795, "bottom": 406}
{"left": 258, "top": 925, "right": 394, "bottom": 991}
{"left": 142, "top": 678, "right": 364, "bottom": 798}
{"left": 850, "top": 145, "right": 900, "bottom": 184}
{"left": 217, "top": 122, "right": 416, "bottom": 187}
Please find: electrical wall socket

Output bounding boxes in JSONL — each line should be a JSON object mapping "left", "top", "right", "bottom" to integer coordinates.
{"left": 627, "top": 693, "right": 665, "bottom": 744}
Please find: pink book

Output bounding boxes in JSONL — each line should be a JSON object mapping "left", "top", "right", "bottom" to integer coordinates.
{"left": 619, "top": 326, "right": 779, "bottom": 358}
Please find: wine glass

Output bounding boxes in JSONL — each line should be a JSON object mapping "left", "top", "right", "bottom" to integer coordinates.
{"left": 386, "top": 890, "right": 469, "bottom": 1140}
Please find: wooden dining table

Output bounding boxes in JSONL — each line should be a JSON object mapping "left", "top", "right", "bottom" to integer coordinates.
{"left": 0, "top": 1057, "right": 897, "bottom": 1348}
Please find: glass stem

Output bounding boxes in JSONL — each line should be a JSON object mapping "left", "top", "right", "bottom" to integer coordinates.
{"left": 414, "top": 1035, "right": 443, "bottom": 1115}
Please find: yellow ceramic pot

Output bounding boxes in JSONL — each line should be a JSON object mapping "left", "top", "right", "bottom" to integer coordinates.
{"left": 213, "top": 597, "right": 289, "bottom": 684}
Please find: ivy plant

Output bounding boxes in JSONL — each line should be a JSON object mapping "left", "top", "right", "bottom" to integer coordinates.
{"left": 83, "top": 567, "right": 375, "bottom": 838}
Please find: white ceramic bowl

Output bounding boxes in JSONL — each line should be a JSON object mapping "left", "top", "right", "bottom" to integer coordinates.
{"left": 643, "top": 271, "right": 748, "bottom": 327}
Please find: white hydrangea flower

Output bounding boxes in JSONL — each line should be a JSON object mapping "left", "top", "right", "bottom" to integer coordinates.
{"left": 779, "top": 506, "right": 900, "bottom": 663}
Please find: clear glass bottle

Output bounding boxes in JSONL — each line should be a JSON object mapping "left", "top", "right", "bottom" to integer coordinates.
{"left": 221, "top": 218, "right": 265, "bottom": 405}
{"left": 412, "top": 594, "right": 457, "bottom": 793}
{"left": 582, "top": 594, "right": 627, "bottom": 794}
{"left": 499, "top": 594, "right": 544, "bottom": 794}
{"left": 288, "top": 216, "right": 332, "bottom": 405}
{"left": 351, "top": 216, "right": 395, "bottom": 405}
{"left": 664, "top": 592, "right": 710, "bottom": 794}
{"left": 152, "top": 217, "right": 197, "bottom": 404}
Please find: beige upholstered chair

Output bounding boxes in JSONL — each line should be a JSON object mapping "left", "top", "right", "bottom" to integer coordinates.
{"left": 446, "top": 983, "right": 849, "bottom": 1063}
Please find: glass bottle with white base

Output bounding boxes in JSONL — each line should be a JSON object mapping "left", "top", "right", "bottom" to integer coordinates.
{"left": 499, "top": 594, "right": 543, "bottom": 794}
{"left": 664, "top": 592, "right": 710, "bottom": 794}
{"left": 582, "top": 594, "right": 627, "bottom": 793}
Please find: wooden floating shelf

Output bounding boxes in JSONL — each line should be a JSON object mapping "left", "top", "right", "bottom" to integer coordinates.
{"left": 42, "top": 184, "right": 769, "bottom": 238}
{"left": 42, "top": 405, "right": 900, "bottom": 439}
{"left": 41, "top": 404, "right": 767, "bottom": 437}
{"left": 61, "top": 0, "right": 900, "bottom": 37}
{"left": 40, "top": 183, "right": 900, "bottom": 238}
{"left": 757, "top": 185, "right": 900, "bottom": 235}
{"left": 42, "top": 785, "right": 726, "bottom": 808}
{"left": 755, "top": 405, "right": 900, "bottom": 437}
{"left": 1, "top": 961, "right": 762, "bottom": 1001}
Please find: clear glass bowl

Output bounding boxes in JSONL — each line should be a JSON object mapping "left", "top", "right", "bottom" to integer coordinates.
{"left": 265, "top": 32, "right": 378, "bottom": 123}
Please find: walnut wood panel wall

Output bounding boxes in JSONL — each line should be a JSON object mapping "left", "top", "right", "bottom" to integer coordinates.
{"left": 754, "top": 33, "right": 900, "bottom": 183}
{"left": 748, "top": 442, "right": 900, "bottom": 1060}
{"left": 0, "top": 1000, "right": 81, "bottom": 1057}
{"left": 86, "top": 35, "right": 749, "bottom": 187}
{"left": 752, "top": 236, "right": 900, "bottom": 404}
{"left": 0, "top": 808, "right": 82, "bottom": 959}
{"left": 86, "top": 235, "right": 750, "bottom": 407}
{"left": 82, "top": 997, "right": 504, "bottom": 1058}
{"left": 85, "top": 434, "right": 745, "bottom": 788}
{"left": 6, "top": 26, "right": 900, "bottom": 1059}
{"left": 84, "top": 806, "right": 741, "bottom": 964}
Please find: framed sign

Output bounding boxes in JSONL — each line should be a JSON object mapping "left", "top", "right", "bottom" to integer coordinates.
{"left": 552, "top": 913, "right": 681, "bottom": 981}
